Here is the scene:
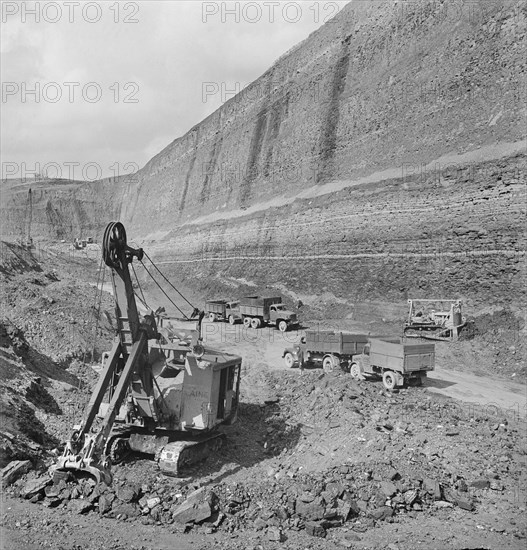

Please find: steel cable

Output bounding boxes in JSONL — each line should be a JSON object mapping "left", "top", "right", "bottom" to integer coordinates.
{"left": 142, "top": 251, "right": 196, "bottom": 310}
{"left": 138, "top": 259, "right": 189, "bottom": 319}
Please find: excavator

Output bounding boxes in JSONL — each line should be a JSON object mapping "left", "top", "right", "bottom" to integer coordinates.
{"left": 50, "top": 221, "right": 242, "bottom": 485}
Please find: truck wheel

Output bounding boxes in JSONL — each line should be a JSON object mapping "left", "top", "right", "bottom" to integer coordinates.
{"left": 243, "top": 317, "right": 251, "bottom": 328}
{"left": 349, "top": 363, "right": 361, "bottom": 379}
{"left": 228, "top": 315, "right": 235, "bottom": 325}
{"left": 250, "top": 318, "right": 260, "bottom": 329}
{"left": 382, "top": 371, "right": 396, "bottom": 390}
{"left": 278, "top": 320, "right": 288, "bottom": 332}
{"left": 209, "top": 313, "right": 216, "bottom": 322}
{"left": 322, "top": 356, "right": 334, "bottom": 373}
{"left": 284, "top": 352, "right": 295, "bottom": 368}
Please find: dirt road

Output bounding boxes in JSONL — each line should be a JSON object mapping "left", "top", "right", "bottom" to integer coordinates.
{"left": 198, "top": 321, "right": 527, "bottom": 421}
{"left": 426, "top": 367, "right": 527, "bottom": 421}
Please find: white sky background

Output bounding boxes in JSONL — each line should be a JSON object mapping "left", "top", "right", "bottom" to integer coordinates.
{"left": 1, "top": 0, "right": 350, "bottom": 181}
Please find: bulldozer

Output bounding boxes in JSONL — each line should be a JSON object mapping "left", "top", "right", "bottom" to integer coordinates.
{"left": 403, "top": 299, "right": 468, "bottom": 341}
{"left": 50, "top": 221, "right": 242, "bottom": 485}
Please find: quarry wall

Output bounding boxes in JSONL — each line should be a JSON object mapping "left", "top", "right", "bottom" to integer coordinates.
{"left": 1, "top": 0, "right": 525, "bottom": 308}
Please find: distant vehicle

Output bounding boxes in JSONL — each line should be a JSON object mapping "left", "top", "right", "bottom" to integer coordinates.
{"left": 73, "top": 238, "right": 86, "bottom": 250}
{"left": 205, "top": 300, "right": 241, "bottom": 324}
{"left": 239, "top": 296, "right": 298, "bottom": 332}
{"left": 283, "top": 332, "right": 435, "bottom": 390}
{"left": 349, "top": 337, "right": 435, "bottom": 389}
{"left": 282, "top": 330, "right": 369, "bottom": 373}
{"left": 404, "top": 299, "right": 467, "bottom": 341}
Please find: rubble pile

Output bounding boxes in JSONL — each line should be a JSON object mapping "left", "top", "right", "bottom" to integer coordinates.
{"left": 5, "top": 369, "right": 526, "bottom": 542}
{"left": 0, "top": 259, "right": 114, "bottom": 365}
{"left": 261, "top": 370, "right": 525, "bottom": 477}
{"left": 1, "top": 245, "right": 525, "bottom": 547}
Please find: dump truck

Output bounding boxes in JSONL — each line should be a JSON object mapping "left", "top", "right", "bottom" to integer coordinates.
{"left": 282, "top": 330, "right": 369, "bottom": 373}
{"left": 348, "top": 337, "right": 435, "bottom": 389}
{"left": 50, "top": 222, "right": 242, "bottom": 485}
{"left": 205, "top": 300, "right": 241, "bottom": 324}
{"left": 240, "top": 296, "right": 298, "bottom": 331}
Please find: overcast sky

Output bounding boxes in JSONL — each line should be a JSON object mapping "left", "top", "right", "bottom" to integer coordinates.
{"left": 1, "top": 0, "right": 349, "bottom": 181}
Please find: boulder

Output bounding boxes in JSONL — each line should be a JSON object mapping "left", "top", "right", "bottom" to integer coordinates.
{"left": 21, "top": 477, "right": 51, "bottom": 499}
{"left": 371, "top": 506, "right": 393, "bottom": 520}
{"left": 173, "top": 500, "right": 212, "bottom": 524}
{"left": 146, "top": 496, "right": 161, "bottom": 509}
{"left": 295, "top": 497, "right": 325, "bottom": 520}
{"left": 267, "top": 526, "right": 285, "bottom": 541}
{"left": 380, "top": 481, "right": 397, "bottom": 497}
{"left": 443, "top": 488, "right": 475, "bottom": 511}
{"left": 98, "top": 494, "right": 112, "bottom": 515}
{"left": 305, "top": 521, "right": 326, "bottom": 538}
{"left": 112, "top": 502, "right": 140, "bottom": 518}
{"left": 470, "top": 479, "right": 490, "bottom": 490}
{"left": 44, "top": 485, "right": 60, "bottom": 498}
{"left": 337, "top": 500, "right": 352, "bottom": 521}
{"left": 456, "top": 496, "right": 475, "bottom": 511}
{"left": 116, "top": 484, "right": 137, "bottom": 503}
{"left": 171, "top": 490, "right": 216, "bottom": 525}
{"left": 385, "top": 467, "right": 399, "bottom": 481}
{"left": 67, "top": 499, "right": 92, "bottom": 514}
{"left": 404, "top": 489, "right": 418, "bottom": 505}
{"left": 324, "top": 481, "right": 344, "bottom": 499}
{"left": 423, "top": 478, "right": 442, "bottom": 500}
{"left": 1, "top": 460, "right": 32, "bottom": 487}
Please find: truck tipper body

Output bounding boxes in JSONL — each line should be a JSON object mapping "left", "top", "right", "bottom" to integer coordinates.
{"left": 283, "top": 333, "right": 435, "bottom": 389}
{"left": 282, "top": 330, "right": 369, "bottom": 372}
{"left": 205, "top": 300, "right": 241, "bottom": 324}
{"left": 349, "top": 337, "right": 435, "bottom": 389}
{"left": 239, "top": 296, "right": 298, "bottom": 332}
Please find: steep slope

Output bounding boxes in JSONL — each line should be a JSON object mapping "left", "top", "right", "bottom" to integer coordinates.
{"left": 1, "top": 0, "right": 525, "bottom": 310}
{"left": 0, "top": 176, "right": 127, "bottom": 242}
{"left": 124, "top": 0, "right": 526, "bottom": 310}
{"left": 122, "top": 0, "right": 525, "bottom": 229}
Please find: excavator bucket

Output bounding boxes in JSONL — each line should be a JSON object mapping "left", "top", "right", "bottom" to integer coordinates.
{"left": 49, "top": 435, "right": 113, "bottom": 485}
{"left": 51, "top": 461, "right": 112, "bottom": 486}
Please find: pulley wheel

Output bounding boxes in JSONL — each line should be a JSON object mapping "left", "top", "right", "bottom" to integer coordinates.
{"left": 103, "top": 221, "right": 127, "bottom": 269}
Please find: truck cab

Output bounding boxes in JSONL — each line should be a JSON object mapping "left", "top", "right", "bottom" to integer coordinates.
{"left": 269, "top": 304, "right": 297, "bottom": 329}
{"left": 239, "top": 296, "right": 298, "bottom": 332}
{"left": 224, "top": 302, "right": 241, "bottom": 324}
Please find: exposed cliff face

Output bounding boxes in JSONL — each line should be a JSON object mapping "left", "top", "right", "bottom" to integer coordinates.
{"left": 121, "top": 0, "right": 526, "bottom": 234}
{"left": 147, "top": 151, "right": 525, "bottom": 311}
{"left": 0, "top": 177, "right": 126, "bottom": 241}
{"left": 1, "top": 0, "right": 526, "bottom": 309}
{"left": 124, "top": 0, "right": 526, "bottom": 309}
